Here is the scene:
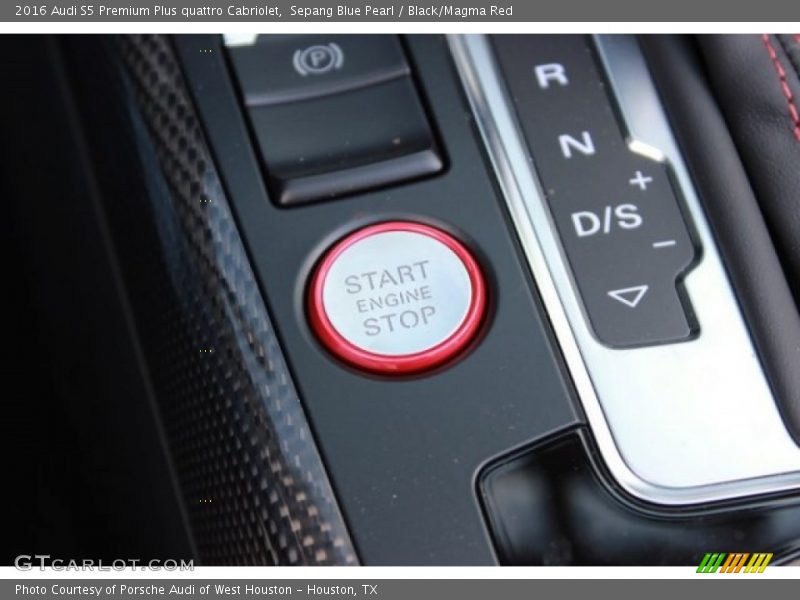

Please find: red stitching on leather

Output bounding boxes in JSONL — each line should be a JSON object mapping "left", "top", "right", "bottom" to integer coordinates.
{"left": 762, "top": 34, "right": 800, "bottom": 142}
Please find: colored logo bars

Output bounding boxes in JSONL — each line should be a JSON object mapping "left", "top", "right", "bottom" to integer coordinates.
{"left": 697, "top": 553, "right": 773, "bottom": 573}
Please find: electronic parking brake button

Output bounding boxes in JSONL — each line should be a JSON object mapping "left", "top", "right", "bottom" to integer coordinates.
{"left": 308, "top": 222, "right": 486, "bottom": 374}
{"left": 227, "top": 34, "right": 410, "bottom": 106}
{"left": 226, "top": 35, "right": 442, "bottom": 206}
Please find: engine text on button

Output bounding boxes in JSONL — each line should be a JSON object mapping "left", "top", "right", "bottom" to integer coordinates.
{"left": 343, "top": 260, "right": 437, "bottom": 336}
{"left": 308, "top": 222, "right": 486, "bottom": 374}
{"left": 323, "top": 235, "right": 469, "bottom": 354}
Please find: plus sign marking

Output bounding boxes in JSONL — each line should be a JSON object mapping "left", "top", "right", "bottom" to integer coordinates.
{"left": 629, "top": 170, "right": 653, "bottom": 191}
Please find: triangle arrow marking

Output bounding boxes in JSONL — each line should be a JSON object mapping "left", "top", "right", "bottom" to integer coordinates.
{"left": 607, "top": 285, "right": 649, "bottom": 308}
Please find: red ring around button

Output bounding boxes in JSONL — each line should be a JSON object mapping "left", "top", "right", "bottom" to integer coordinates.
{"left": 308, "top": 221, "right": 487, "bottom": 375}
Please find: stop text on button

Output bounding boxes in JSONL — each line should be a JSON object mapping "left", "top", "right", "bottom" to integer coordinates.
{"left": 308, "top": 221, "right": 487, "bottom": 373}
{"left": 342, "top": 261, "right": 438, "bottom": 336}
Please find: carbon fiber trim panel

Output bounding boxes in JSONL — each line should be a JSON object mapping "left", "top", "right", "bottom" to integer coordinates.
{"left": 102, "top": 34, "right": 358, "bottom": 565}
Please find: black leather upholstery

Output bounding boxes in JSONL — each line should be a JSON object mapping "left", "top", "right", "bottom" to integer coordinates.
{"left": 643, "top": 35, "right": 800, "bottom": 444}
{"left": 699, "top": 35, "right": 800, "bottom": 300}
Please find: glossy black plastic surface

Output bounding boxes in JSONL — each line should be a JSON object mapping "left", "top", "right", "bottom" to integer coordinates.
{"left": 482, "top": 430, "right": 800, "bottom": 565}
{"left": 178, "top": 34, "right": 584, "bottom": 565}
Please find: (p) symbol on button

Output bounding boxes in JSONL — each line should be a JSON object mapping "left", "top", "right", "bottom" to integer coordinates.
{"left": 307, "top": 221, "right": 487, "bottom": 375}
{"left": 293, "top": 43, "right": 344, "bottom": 76}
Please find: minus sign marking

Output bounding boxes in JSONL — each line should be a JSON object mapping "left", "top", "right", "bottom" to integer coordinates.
{"left": 653, "top": 240, "right": 677, "bottom": 248}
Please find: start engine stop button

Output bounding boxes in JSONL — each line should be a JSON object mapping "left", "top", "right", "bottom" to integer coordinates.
{"left": 308, "top": 221, "right": 486, "bottom": 374}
